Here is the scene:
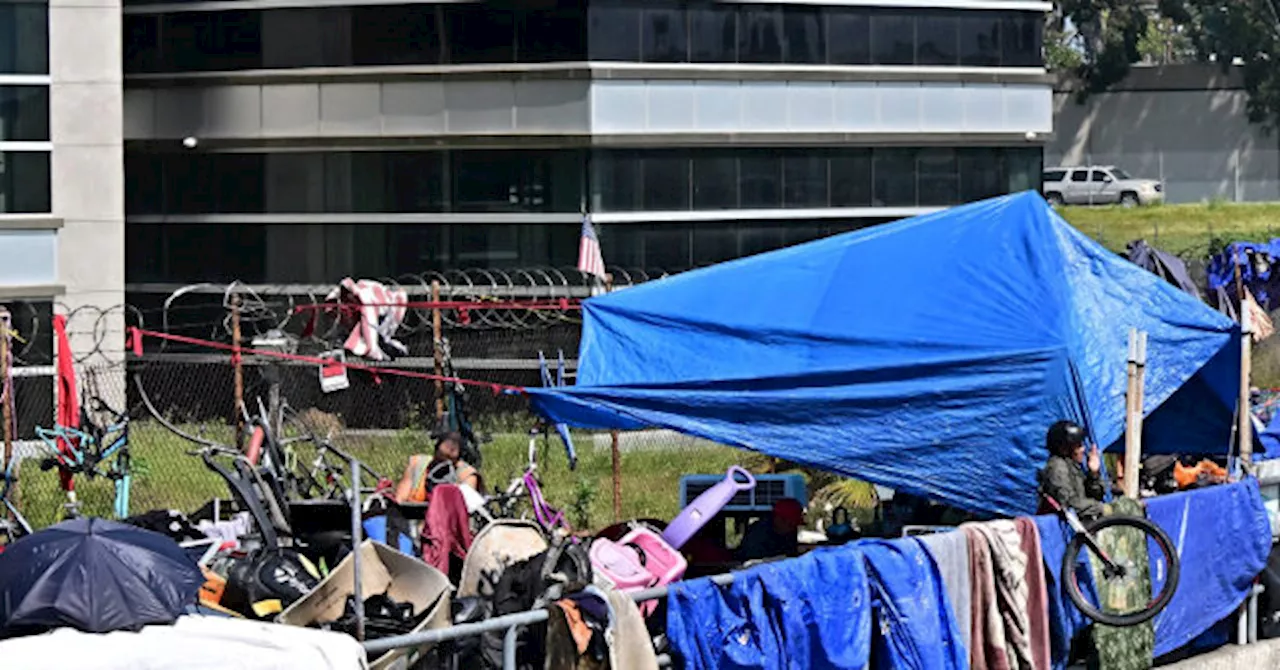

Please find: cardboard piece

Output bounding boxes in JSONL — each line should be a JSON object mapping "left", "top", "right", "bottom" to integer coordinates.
{"left": 279, "top": 540, "right": 452, "bottom": 670}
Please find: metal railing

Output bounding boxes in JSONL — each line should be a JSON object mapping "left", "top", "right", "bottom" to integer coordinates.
{"left": 362, "top": 572, "right": 737, "bottom": 669}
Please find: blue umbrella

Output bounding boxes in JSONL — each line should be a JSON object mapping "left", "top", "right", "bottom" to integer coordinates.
{"left": 0, "top": 517, "right": 202, "bottom": 638}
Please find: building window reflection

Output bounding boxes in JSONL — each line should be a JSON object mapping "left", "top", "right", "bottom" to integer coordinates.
{"left": 124, "top": 3, "right": 1044, "bottom": 73}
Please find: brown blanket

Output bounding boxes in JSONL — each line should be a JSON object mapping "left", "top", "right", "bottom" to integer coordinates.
{"left": 964, "top": 520, "right": 1052, "bottom": 670}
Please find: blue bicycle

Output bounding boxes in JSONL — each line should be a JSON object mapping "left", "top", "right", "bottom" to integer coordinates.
{"left": 35, "top": 396, "right": 131, "bottom": 520}
{"left": 0, "top": 452, "right": 34, "bottom": 543}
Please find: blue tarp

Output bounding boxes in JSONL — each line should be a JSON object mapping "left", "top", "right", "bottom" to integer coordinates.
{"left": 666, "top": 539, "right": 964, "bottom": 670}
{"left": 529, "top": 192, "right": 1240, "bottom": 515}
{"left": 667, "top": 546, "right": 872, "bottom": 670}
{"left": 1036, "top": 480, "right": 1271, "bottom": 668}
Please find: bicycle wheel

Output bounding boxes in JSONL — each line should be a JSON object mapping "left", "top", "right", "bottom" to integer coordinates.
{"left": 1063, "top": 513, "right": 1180, "bottom": 627}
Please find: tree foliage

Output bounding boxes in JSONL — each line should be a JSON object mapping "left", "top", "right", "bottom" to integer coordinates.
{"left": 1159, "top": 0, "right": 1280, "bottom": 133}
{"left": 1052, "top": 0, "right": 1150, "bottom": 99}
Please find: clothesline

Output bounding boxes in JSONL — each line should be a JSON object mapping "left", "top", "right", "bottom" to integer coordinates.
{"left": 291, "top": 299, "right": 582, "bottom": 312}
{"left": 125, "top": 327, "right": 527, "bottom": 396}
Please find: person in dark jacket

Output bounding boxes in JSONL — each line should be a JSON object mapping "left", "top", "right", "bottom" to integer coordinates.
{"left": 1038, "top": 420, "right": 1106, "bottom": 519}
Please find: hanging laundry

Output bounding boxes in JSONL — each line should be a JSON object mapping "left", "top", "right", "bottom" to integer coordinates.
{"left": 963, "top": 519, "right": 1051, "bottom": 670}
{"left": 861, "top": 539, "right": 967, "bottom": 670}
{"left": 917, "top": 530, "right": 973, "bottom": 654}
{"left": 324, "top": 277, "right": 408, "bottom": 362}
{"left": 420, "top": 484, "right": 472, "bottom": 578}
{"left": 53, "top": 314, "right": 79, "bottom": 494}
{"left": 1089, "top": 498, "right": 1155, "bottom": 670}
{"left": 1245, "top": 287, "right": 1276, "bottom": 342}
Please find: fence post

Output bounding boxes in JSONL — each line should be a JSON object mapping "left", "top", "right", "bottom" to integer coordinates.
{"left": 1123, "top": 330, "right": 1147, "bottom": 499}
{"left": 350, "top": 455, "right": 365, "bottom": 642}
{"left": 232, "top": 296, "right": 244, "bottom": 450}
{"left": 432, "top": 280, "right": 445, "bottom": 423}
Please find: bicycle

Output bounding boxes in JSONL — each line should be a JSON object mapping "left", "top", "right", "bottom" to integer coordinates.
{"left": 0, "top": 453, "right": 34, "bottom": 544}
{"left": 1043, "top": 492, "right": 1180, "bottom": 627}
{"left": 476, "top": 421, "right": 569, "bottom": 536}
{"left": 34, "top": 395, "right": 131, "bottom": 519}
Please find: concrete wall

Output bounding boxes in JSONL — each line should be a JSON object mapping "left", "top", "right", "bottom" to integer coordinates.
{"left": 50, "top": 0, "right": 125, "bottom": 368}
{"left": 1049, "top": 64, "right": 1280, "bottom": 204}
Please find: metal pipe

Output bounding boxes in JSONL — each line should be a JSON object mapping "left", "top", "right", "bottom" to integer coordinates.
{"left": 1250, "top": 582, "right": 1263, "bottom": 644}
{"left": 503, "top": 625, "right": 520, "bottom": 670}
{"left": 363, "top": 610, "right": 551, "bottom": 656}
{"left": 350, "top": 456, "right": 365, "bottom": 643}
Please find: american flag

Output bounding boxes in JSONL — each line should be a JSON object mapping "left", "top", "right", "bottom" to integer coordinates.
{"left": 577, "top": 216, "right": 606, "bottom": 279}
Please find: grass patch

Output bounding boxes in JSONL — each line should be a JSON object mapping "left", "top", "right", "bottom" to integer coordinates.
{"left": 1058, "top": 202, "right": 1280, "bottom": 256}
{"left": 12, "top": 422, "right": 749, "bottom": 531}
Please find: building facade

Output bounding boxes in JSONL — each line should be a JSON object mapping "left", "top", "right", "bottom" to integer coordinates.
{"left": 1, "top": 0, "right": 125, "bottom": 364}
{"left": 122, "top": 0, "right": 1051, "bottom": 285}
{"left": 1050, "top": 64, "right": 1280, "bottom": 205}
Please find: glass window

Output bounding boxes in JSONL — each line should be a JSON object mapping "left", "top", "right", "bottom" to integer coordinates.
{"left": 589, "top": 2, "right": 641, "bottom": 61}
{"left": 1090, "top": 170, "right": 1109, "bottom": 182}
{"left": 1000, "top": 13, "right": 1041, "bottom": 67}
{"left": 165, "top": 154, "right": 265, "bottom": 214}
{"left": 350, "top": 6, "right": 439, "bottom": 67}
{"left": 641, "top": 153, "right": 690, "bottom": 211}
{"left": 391, "top": 224, "right": 448, "bottom": 272}
{"left": 642, "top": 6, "right": 687, "bottom": 63}
{"left": 740, "top": 226, "right": 785, "bottom": 257}
{"left": 692, "top": 153, "right": 737, "bottom": 210}
{"left": 831, "top": 150, "right": 872, "bottom": 207}
{"left": 783, "top": 154, "right": 828, "bottom": 208}
{"left": 917, "top": 148, "right": 958, "bottom": 205}
{"left": 124, "top": 15, "right": 161, "bottom": 73}
{"left": 381, "top": 152, "right": 445, "bottom": 212}
{"left": 737, "top": 6, "right": 783, "bottom": 63}
{"left": 692, "top": 224, "right": 739, "bottom": 267}
{"left": 739, "top": 153, "right": 782, "bottom": 208}
{"left": 1042, "top": 169, "right": 1066, "bottom": 183}
{"left": 0, "top": 151, "right": 51, "bottom": 213}
{"left": 639, "top": 225, "right": 692, "bottom": 270}
{"left": 0, "top": 86, "right": 48, "bottom": 142}
{"left": 125, "top": 154, "right": 164, "bottom": 215}
{"left": 873, "top": 149, "right": 917, "bottom": 206}
{"left": 915, "top": 14, "right": 958, "bottom": 66}
{"left": 592, "top": 150, "right": 642, "bottom": 212}
{"left": 0, "top": 3, "right": 47, "bottom": 75}
{"left": 782, "top": 7, "right": 824, "bottom": 65}
{"left": 826, "top": 10, "right": 869, "bottom": 65}
{"left": 689, "top": 5, "right": 735, "bottom": 63}
{"left": 163, "top": 12, "right": 262, "bottom": 72}
{"left": 452, "top": 150, "right": 557, "bottom": 213}
{"left": 518, "top": 7, "right": 588, "bottom": 62}
{"left": 1111, "top": 168, "right": 1132, "bottom": 179}
{"left": 960, "top": 149, "right": 1004, "bottom": 202}
{"left": 1006, "top": 148, "right": 1042, "bottom": 192}
{"left": 446, "top": 6, "right": 515, "bottom": 64}
{"left": 959, "top": 13, "right": 1000, "bottom": 66}
{"left": 869, "top": 12, "right": 914, "bottom": 66}
{"left": 1070, "top": 170, "right": 1088, "bottom": 182}
{"left": 263, "top": 152, "right": 325, "bottom": 212}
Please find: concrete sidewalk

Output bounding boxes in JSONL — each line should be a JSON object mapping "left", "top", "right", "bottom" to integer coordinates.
{"left": 1157, "top": 640, "right": 1280, "bottom": 669}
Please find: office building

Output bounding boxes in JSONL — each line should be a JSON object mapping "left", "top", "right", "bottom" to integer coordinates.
{"left": 120, "top": 0, "right": 1052, "bottom": 285}
{"left": 2, "top": 0, "right": 125, "bottom": 363}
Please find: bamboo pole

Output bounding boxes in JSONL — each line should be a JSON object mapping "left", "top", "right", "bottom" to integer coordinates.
{"left": 1123, "top": 329, "right": 1147, "bottom": 499}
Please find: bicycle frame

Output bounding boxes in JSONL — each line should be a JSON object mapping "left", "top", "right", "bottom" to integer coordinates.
{"left": 35, "top": 402, "right": 131, "bottom": 519}
{"left": 491, "top": 424, "right": 569, "bottom": 534}
{"left": 1042, "top": 492, "right": 1123, "bottom": 576}
{"left": 0, "top": 456, "right": 33, "bottom": 542}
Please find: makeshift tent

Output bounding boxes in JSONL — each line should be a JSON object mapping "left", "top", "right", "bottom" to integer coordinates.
{"left": 528, "top": 192, "right": 1240, "bottom": 515}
